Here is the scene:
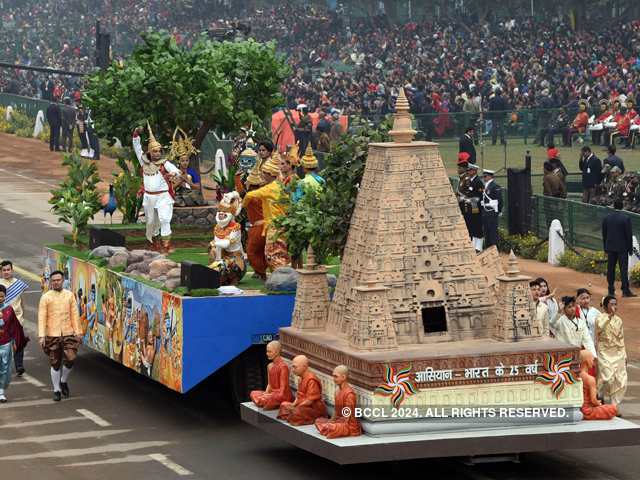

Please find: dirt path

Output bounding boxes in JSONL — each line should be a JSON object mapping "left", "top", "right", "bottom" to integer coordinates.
{"left": 501, "top": 252, "right": 640, "bottom": 362}
{"left": 0, "top": 132, "right": 218, "bottom": 196}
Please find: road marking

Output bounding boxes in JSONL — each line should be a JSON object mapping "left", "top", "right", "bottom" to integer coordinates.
{"left": 0, "top": 441, "right": 170, "bottom": 461}
{"left": 149, "top": 453, "right": 193, "bottom": 476}
{"left": 61, "top": 454, "right": 154, "bottom": 467}
{"left": 77, "top": 409, "right": 111, "bottom": 427}
{"left": 0, "top": 398, "right": 78, "bottom": 409}
{"left": 41, "top": 221, "right": 63, "bottom": 228}
{"left": 0, "top": 416, "right": 84, "bottom": 429}
{"left": 0, "top": 429, "right": 131, "bottom": 446}
{"left": 0, "top": 259, "right": 42, "bottom": 282}
{"left": 21, "top": 373, "right": 46, "bottom": 387}
{"left": 2, "top": 208, "right": 23, "bottom": 215}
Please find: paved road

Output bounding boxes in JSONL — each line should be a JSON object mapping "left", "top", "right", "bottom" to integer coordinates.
{"left": 1, "top": 172, "right": 640, "bottom": 479}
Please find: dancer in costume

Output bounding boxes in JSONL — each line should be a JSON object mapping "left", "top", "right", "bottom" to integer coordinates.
{"left": 596, "top": 295, "right": 627, "bottom": 408}
{"left": 133, "top": 123, "right": 181, "bottom": 255}
{"left": 0, "top": 285, "right": 29, "bottom": 402}
{"left": 243, "top": 164, "right": 268, "bottom": 281}
{"left": 242, "top": 154, "right": 290, "bottom": 271}
{"left": 0, "top": 260, "right": 28, "bottom": 376}
{"left": 208, "top": 192, "right": 246, "bottom": 285}
{"left": 168, "top": 126, "right": 206, "bottom": 207}
{"left": 233, "top": 129, "right": 260, "bottom": 250}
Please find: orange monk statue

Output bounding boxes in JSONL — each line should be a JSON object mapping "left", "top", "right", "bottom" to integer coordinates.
{"left": 315, "top": 365, "right": 362, "bottom": 439}
{"left": 250, "top": 341, "right": 294, "bottom": 410}
{"left": 277, "top": 355, "right": 327, "bottom": 426}
{"left": 579, "top": 350, "right": 618, "bottom": 420}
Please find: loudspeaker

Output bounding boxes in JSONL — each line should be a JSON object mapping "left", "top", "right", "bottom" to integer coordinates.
{"left": 181, "top": 260, "right": 220, "bottom": 290}
{"left": 89, "top": 226, "right": 126, "bottom": 250}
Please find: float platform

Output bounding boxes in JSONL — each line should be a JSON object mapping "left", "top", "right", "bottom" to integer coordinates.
{"left": 241, "top": 402, "right": 640, "bottom": 465}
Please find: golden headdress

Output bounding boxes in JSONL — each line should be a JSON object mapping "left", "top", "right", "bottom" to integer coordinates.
{"left": 217, "top": 191, "right": 242, "bottom": 216}
{"left": 300, "top": 144, "right": 318, "bottom": 169}
{"left": 599, "top": 98, "right": 610, "bottom": 108}
{"left": 246, "top": 162, "right": 262, "bottom": 186}
{"left": 282, "top": 141, "right": 300, "bottom": 167}
{"left": 578, "top": 99, "right": 589, "bottom": 110}
{"left": 262, "top": 150, "right": 281, "bottom": 177}
{"left": 147, "top": 121, "right": 163, "bottom": 151}
{"left": 168, "top": 126, "right": 199, "bottom": 161}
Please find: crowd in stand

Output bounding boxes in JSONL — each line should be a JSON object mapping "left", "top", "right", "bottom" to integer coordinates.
{"left": 3, "top": 1, "right": 640, "bottom": 126}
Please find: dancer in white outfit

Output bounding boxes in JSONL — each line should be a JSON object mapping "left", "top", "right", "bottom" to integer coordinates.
{"left": 132, "top": 123, "right": 181, "bottom": 255}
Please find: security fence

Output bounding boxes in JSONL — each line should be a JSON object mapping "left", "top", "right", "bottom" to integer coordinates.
{"left": 0, "top": 93, "right": 50, "bottom": 119}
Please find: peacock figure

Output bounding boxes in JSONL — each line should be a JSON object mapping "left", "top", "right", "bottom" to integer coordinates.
{"left": 101, "top": 182, "right": 118, "bottom": 224}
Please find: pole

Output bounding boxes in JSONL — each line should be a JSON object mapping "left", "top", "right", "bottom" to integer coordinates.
{"left": 531, "top": 0, "right": 534, "bottom": 17}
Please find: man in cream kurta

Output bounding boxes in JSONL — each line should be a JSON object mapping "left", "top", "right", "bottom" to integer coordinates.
{"left": 132, "top": 125, "right": 181, "bottom": 255}
{"left": 555, "top": 310, "right": 597, "bottom": 358}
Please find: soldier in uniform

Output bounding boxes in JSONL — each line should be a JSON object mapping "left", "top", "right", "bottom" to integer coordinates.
{"left": 466, "top": 164, "right": 484, "bottom": 253}
{"left": 596, "top": 166, "right": 625, "bottom": 206}
{"left": 481, "top": 169, "right": 503, "bottom": 249}
{"left": 543, "top": 161, "right": 562, "bottom": 229}
{"left": 593, "top": 164, "right": 612, "bottom": 204}
{"left": 456, "top": 153, "right": 471, "bottom": 216}
{"left": 624, "top": 172, "right": 640, "bottom": 212}
{"left": 549, "top": 157, "right": 567, "bottom": 199}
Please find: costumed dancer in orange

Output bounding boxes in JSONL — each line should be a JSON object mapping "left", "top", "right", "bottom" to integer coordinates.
{"left": 242, "top": 153, "right": 290, "bottom": 271}
{"left": 238, "top": 163, "right": 268, "bottom": 281}
{"left": 315, "top": 365, "right": 362, "bottom": 439}
{"left": 277, "top": 355, "right": 327, "bottom": 425}
{"left": 579, "top": 350, "right": 618, "bottom": 420}
{"left": 250, "top": 341, "right": 294, "bottom": 410}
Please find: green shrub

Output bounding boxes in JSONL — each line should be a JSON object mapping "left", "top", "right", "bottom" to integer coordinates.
{"left": 497, "top": 227, "right": 548, "bottom": 260}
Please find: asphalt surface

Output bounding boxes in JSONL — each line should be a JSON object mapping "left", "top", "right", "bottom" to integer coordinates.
{"left": 1, "top": 172, "right": 640, "bottom": 480}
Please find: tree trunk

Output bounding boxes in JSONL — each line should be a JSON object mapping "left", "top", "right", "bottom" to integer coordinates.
{"left": 473, "top": 0, "right": 491, "bottom": 24}
{"left": 382, "top": 0, "right": 397, "bottom": 27}
{"left": 190, "top": 120, "right": 214, "bottom": 198}
{"left": 571, "top": 0, "right": 586, "bottom": 33}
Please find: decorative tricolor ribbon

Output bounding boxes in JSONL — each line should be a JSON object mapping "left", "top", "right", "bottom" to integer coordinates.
{"left": 374, "top": 364, "right": 419, "bottom": 408}
{"left": 534, "top": 353, "right": 578, "bottom": 398}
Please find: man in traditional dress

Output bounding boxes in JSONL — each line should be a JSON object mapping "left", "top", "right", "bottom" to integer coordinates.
{"left": 242, "top": 154, "right": 290, "bottom": 271}
{"left": 38, "top": 270, "right": 83, "bottom": 401}
{"left": 250, "top": 341, "right": 294, "bottom": 410}
{"left": 133, "top": 123, "right": 181, "bottom": 255}
{"left": 0, "top": 261, "right": 28, "bottom": 375}
{"left": 277, "top": 355, "right": 327, "bottom": 425}
{"left": 465, "top": 164, "right": 484, "bottom": 253}
{"left": 315, "top": 365, "right": 362, "bottom": 439}
{"left": 242, "top": 164, "right": 268, "bottom": 281}
{"left": 596, "top": 295, "right": 627, "bottom": 408}
{"left": 0, "top": 285, "right": 28, "bottom": 403}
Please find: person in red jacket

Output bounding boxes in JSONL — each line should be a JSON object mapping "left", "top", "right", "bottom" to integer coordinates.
{"left": 604, "top": 106, "right": 630, "bottom": 148}
{"left": 563, "top": 99, "right": 589, "bottom": 147}
{"left": 591, "top": 99, "right": 611, "bottom": 145}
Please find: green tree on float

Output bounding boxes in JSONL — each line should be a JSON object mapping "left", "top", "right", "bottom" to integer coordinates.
{"left": 84, "top": 29, "right": 289, "bottom": 174}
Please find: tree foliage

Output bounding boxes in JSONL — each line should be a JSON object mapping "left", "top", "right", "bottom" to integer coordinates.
{"left": 272, "top": 116, "right": 394, "bottom": 263}
{"left": 85, "top": 29, "right": 289, "bottom": 164}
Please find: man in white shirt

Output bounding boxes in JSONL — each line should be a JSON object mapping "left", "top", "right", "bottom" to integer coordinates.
{"left": 554, "top": 296, "right": 597, "bottom": 358}
{"left": 133, "top": 123, "right": 181, "bottom": 255}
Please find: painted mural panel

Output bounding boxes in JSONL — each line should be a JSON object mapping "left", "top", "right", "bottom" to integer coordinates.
{"left": 43, "top": 247, "right": 183, "bottom": 392}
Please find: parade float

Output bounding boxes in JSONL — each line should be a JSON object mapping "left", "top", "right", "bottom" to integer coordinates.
{"left": 240, "top": 90, "right": 640, "bottom": 464}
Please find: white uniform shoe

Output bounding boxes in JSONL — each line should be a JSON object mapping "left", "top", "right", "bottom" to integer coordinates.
{"left": 80, "top": 149, "right": 89, "bottom": 157}
{"left": 88, "top": 149, "right": 95, "bottom": 159}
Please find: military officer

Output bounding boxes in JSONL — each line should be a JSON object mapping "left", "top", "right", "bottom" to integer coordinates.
{"left": 466, "top": 164, "right": 484, "bottom": 253}
{"left": 481, "top": 169, "right": 503, "bottom": 249}
{"left": 456, "top": 153, "right": 471, "bottom": 215}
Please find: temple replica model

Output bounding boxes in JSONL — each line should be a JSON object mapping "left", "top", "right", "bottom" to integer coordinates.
{"left": 242, "top": 89, "right": 640, "bottom": 464}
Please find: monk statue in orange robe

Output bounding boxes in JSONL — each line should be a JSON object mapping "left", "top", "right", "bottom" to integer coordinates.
{"left": 250, "top": 341, "right": 294, "bottom": 410}
{"left": 315, "top": 365, "right": 362, "bottom": 439}
{"left": 579, "top": 350, "right": 618, "bottom": 420}
{"left": 277, "top": 355, "right": 327, "bottom": 426}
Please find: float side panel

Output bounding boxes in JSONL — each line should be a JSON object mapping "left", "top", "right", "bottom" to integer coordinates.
{"left": 181, "top": 295, "right": 295, "bottom": 391}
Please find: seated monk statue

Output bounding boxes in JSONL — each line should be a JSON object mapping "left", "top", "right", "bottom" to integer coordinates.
{"left": 277, "top": 355, "right": 327, "bottom": 426}
{"left": 250, "top": 341, "right": 294, "bottom": 410}
{"left": 579, "top": 350, "right": 618, "bottom": 420}
{"left": 208, "top": 191, "right": 246, "bottom": 286}
{"left": 315, "top": 365, "right": 362, "bottom": 439}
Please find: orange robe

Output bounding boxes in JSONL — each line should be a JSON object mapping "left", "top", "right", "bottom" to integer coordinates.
{"left": 277, "top": 372, "right": 327, "bottom": 425}
{"left": 250, "top": 359, "right": 294, "bottom": 410}
{"left": 246, "top": 198, "right": 267, "bottom": 275}
{"left": 315, "top": 385, "right": 362, "bottom": 439}
{"left": 580, "top": 385, "right": 618, "bottom": 420}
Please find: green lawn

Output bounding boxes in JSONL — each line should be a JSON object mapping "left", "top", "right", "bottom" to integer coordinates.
{"left": 437, "top": 139, "right": 639, "bottom": 195}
